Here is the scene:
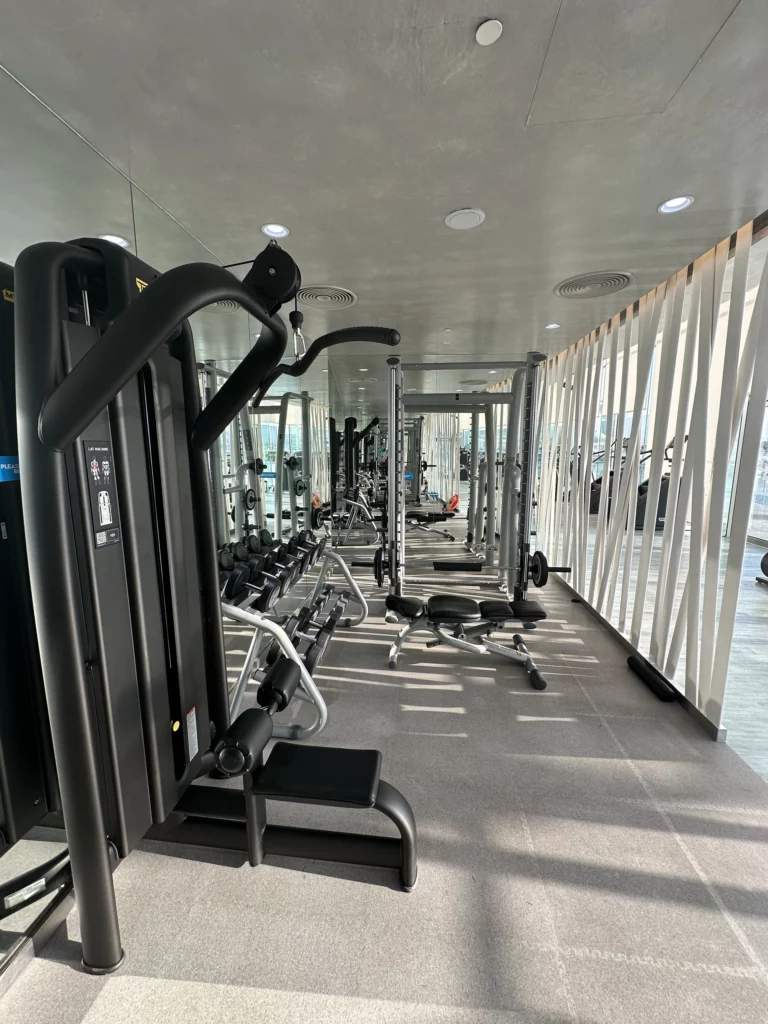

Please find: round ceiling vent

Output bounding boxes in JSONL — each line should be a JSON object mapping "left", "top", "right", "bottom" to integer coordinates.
{"left": 445, "top": 208, "right": 486, "bottom": 230}
{"left": 554, "top": 270, "right": 633, "bottom": 299}
{"left": 459, "top": 379, "right": 490, "bottom": 385}
{"left": 297, "top": 285, "right": 358, "bottom": 309}
{"left": 214, "top": 298, "right": 242, "bottom": 313}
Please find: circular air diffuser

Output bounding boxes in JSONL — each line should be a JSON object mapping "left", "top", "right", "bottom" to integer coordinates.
{"left": 554, "top": 271, "right": 633, "bottom": 299}
{"left": 297, "top": 285, "right": 358, "bottom": 309}
{"left": 214, "top": 299, "right": 242, "bottom": 313}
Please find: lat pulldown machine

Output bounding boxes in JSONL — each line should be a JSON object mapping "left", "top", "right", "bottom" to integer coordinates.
{"left": 14, "top": 237, "right": 415, "bottom": 974}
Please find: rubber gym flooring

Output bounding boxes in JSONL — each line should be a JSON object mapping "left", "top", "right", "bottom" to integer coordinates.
{"left": 2, "top": 524, "right": 768, "bottom": 1023}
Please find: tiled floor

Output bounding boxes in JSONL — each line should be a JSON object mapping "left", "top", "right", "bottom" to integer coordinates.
{"left": 2, "top": 526, "right": 768, "bottom": 1023}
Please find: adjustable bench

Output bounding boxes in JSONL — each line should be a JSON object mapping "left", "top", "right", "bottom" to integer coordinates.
{"left": 385, "top": 593, "right": 549, "bottom": 690}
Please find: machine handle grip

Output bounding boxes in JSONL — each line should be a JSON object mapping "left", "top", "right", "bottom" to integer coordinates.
{"left": 251, "top": 328, "right": 400, "bottom": 411}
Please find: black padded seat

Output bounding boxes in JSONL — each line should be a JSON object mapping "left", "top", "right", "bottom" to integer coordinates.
{"left": 427, "top": 594, "right": 481, "bottom": 623}
{"left": 510, "top": 599, "right": 547, "bottom": 621}
{"left": 407, "top": 512, "right": 452, "bottom": 522}
{"left": 385, "top": 594, "right": 425, "bottom": 619}
{"left": 479, "top": 599, "right": 519, "bottom": 621}
{"left": 253, "top": 742, "right": 382, "bottom": 807}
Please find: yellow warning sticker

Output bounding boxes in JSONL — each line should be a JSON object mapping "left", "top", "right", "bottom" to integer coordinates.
{"left": 2, "top": 288, "right": 14, "bottom": 302}
{"left": 136, "top": 278, "right": 148, "bottom": 292}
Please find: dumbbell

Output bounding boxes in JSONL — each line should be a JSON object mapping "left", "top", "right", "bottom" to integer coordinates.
{"left": 283, "top": 537, "right": 316, "bottom": 573}
{"left": 242, "top": 534, "right": 261, "bottom": 555}
{"left": 218, "top": 548, "right": 235, "bottom": 572}
{"left": 222, "top": 566, "right": 281, "bottom": 611}
{"left": 240, "top": 551, "right": 300, "bottom": 600}
{"left": 273, "top": 543, "right": 311, "bottom": 578}
{"left": 228, "top": 540, "right": 250, "bottom": 563}
{"left": 287, "top": 533, "right": 324, "bottom": 570}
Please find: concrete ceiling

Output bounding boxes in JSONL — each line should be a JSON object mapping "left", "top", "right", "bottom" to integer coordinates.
{"left": 1, "top": 0, "right": 768, "bottom": 415}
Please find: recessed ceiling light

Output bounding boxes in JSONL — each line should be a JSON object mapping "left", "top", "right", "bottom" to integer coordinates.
{"left": 359, "top": 367, "right": 369, "bottom": 372}
{"left": 545, "top": 323, "right": 561, "bottom": 330}
{"left": 261, "top": 223, "right": 290, "bottom": 238}
{"left": 443, "top": 328, "right": 452, "bottom": 333}
{"left": 407, "top": 388, "right": 417, "bottom": 392}
{"left": 657, "top": 196, "right": 694, "bottom": 214}
{"left": 99, "top": 234, "right": 130, "bottom": 248}
{"left": 358, "top": 387, "right": 366, "bottom": 390}
{"left": 321, "top": 368, "right": 329, "bottom": 373}
{"left": 445, "top": 208, "right": 485, "bottom": 230}
{"left": 488, "top": 370, "right": 497, "bottom": 374}
{"left": 475, "top": 19, "right": 503, "bottom": 46}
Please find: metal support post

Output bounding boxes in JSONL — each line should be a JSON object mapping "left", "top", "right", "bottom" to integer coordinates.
{"left": 484, "top": 404, "right": 497, "bottom": 566}
{"left": 515, "top": 352, "right": 546, "bottom": 601}
{"left": 474, "top": 461, "right": 487, "bottom": 552}
{"left": 204, "top": 361, "right": 230, "bottom": 547}
{"left": 467, "top": 412, "right": 479, "bottom": 547}
{"left": 387, "top": 357, "right": 404, "bottom": 595}
{"left": 301, "top": 391, "right": 313, "bottom": 527}
{"left": 498, "top": 369, "right": 526, "bottom": 594}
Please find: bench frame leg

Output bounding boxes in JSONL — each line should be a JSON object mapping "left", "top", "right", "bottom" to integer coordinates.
{"left": 374, "top": 780, "right": 418, "bottom": 891}
{"left": 389, "top": 615, "right": 547, "bottom": 690}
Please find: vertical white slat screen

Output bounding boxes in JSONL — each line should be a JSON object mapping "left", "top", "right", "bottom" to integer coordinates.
{"left": 536, "top": 219, "right": 768, "bottom": 729}
{"left": 309, "top": 401, "right": 331, "bottom": 503}
{"left": 421, "top": 413, "right": 460, "bottom": 503}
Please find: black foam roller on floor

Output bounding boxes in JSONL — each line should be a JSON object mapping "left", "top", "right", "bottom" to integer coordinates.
{"left": 627, "top": 655, "right": 677, "bottom": 702}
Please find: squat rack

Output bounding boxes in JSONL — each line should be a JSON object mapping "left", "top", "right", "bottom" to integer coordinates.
{"left": 386, "top": 353, "right": 546, "bottom": 600}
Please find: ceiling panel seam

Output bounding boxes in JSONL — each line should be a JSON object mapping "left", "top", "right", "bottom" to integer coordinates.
{"left": 524, "top": 0, "right": 565, "bottom": 127}
{"left": 0, "top": 62, "right": 222, "bottom": 263}
{"left": 659, "top": 0, "right": 744, "bottom": 114}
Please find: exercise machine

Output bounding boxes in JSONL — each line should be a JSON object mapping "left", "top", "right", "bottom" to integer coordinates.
{"left": 0, "top": 261, "right": 72, "bottom": 943}
{"left": 14, "top": 236, "right": 414, "bottom": 973}
{"left": 386, "top": 354, "right": 569, "bottom": 601}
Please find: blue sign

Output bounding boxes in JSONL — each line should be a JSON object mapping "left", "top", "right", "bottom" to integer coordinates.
{"left": 261, "top": 471, "right": 277, "bottom": 479}
{"left": 0, "top": 456, "right": 20, "bottom": 482}
{"left": 404, "top": 472, "right": 413, "bottom": 481}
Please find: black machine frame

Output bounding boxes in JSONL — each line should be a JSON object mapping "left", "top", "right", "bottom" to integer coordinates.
{"left": 14, "top": 238, "right": 409, "bottom": 974}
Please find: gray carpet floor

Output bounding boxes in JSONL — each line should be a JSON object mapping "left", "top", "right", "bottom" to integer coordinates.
{"left": 2, "top": 526, "right": 768, "bottom": 1023}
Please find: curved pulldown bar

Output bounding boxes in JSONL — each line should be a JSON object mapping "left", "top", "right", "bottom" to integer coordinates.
{"left": 248, "top": 327, "right": 401, "bottom": 414}
{"left": 39, "top": 260, "right": 289, "bottom": 453}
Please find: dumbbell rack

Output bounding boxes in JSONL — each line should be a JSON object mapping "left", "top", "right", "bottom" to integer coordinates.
{"left": 224, "top": 535, "right": 369, "bottom": 721}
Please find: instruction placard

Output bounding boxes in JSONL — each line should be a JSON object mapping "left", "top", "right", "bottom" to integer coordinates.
{"left": 83, "top": 442, "right": 121, "bottom": 548}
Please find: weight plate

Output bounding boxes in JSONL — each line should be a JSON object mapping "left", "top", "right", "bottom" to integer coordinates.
{"left": 295, "top": 480, "right": 306, "bottom": 496}
{"left": 244, "top": 534, "right": 261, "bottom": 554}
{"left": 244, "top": 488, "right": 257, "bottom": 511}
{"left": 530, "top": 550, "right": 549, "bottom": 589}
{"left": 259, "top": 528, "right": 274, "bottom": 549}
{"left": 373, "top": 546, "right": 384, "bottom": 587}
